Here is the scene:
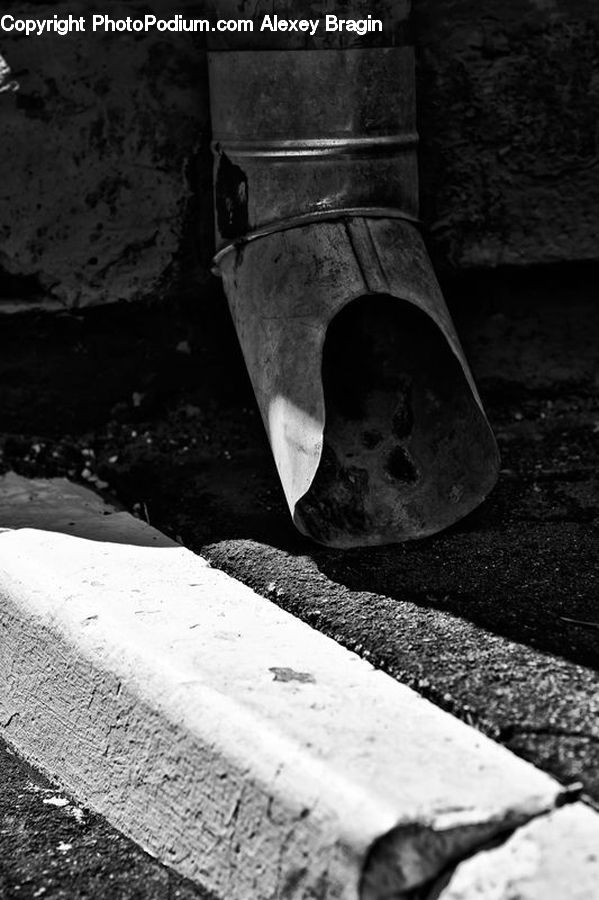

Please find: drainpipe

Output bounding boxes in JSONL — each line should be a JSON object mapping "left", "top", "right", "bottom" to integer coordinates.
{"left": 207, "top": 5, "right": 500, "bottom": 548}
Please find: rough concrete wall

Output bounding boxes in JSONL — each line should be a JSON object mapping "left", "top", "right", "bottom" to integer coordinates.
{"left": 0, "top": 0, "right": 597, "bottom": 310}
{"left": 416, "top": 0, "right": 599, "bottom": 269}
{"left": 0, "top": 1, "right": 211, "bottom": 310}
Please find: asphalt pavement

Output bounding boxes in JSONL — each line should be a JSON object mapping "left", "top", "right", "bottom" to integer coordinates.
{"left": 0, "top": 739, "right": 213, "bottom": 899}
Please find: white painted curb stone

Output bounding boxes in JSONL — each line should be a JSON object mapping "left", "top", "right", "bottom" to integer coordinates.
{"left": 0, "top": 474, "right": 589, "bottom": 898}
{"left": 431, "top": 802, "right": 599, "bottom": 899}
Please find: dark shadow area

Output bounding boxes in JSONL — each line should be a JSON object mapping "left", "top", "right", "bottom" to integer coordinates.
{"left": 295, "top": 294, "right": 498, "bottom": 547}
{"left": 0, "top": 266, "right": 46, "bottom": 305}
{"left": 0, "top": 472, "right": 177, "bottom": 548}
{"left": 0, "top": 275, "right": 294, "bottom": 547}
{"left": 307, "top": 263, "right": 599, "bottom": 672}
{"left": 0, "top": 276, "right": 251, "bottom": 434}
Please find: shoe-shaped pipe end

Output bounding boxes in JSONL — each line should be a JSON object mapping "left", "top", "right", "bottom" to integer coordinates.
{"left": 218, "top": 217, "right": 499, "bottom": 548}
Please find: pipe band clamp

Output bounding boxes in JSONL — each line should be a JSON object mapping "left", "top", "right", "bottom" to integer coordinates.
{"left": 209, "top": 47, "right": 419, "bottom": 252}
{"left": 211, "top": 207, "right": 421, "bottom": 267}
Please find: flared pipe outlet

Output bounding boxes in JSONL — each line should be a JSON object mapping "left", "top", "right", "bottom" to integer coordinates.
{"left": 218, "top": 217, "right": 499, "bottom": 547}
{"left": 209, "top": 46, "right": 499, "bottom": 547}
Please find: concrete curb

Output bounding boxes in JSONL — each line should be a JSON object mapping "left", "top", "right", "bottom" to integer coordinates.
{"left": 0, "top": 474, "right": 596, "bottom": 898}
{"left": 430, "top": 802, "right": 599, "bottom": 899}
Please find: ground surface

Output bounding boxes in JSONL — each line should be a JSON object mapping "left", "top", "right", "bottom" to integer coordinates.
{"left": 0, "top": 740, "right": 213, "bottom": 899}
{"left": 0, "top": 264, "right": 598, "bottom": 892}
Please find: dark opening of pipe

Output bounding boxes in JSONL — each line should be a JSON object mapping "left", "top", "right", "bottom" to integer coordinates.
{"left": 294, "top": 295, "right": 499, "bottom": 547}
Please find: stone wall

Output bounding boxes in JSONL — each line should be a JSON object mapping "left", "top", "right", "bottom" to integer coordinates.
{"left": 0, "top": 1, "right": 212, "bottom": 310}
{"left": 0, "top": 0, "right": 596, "bottom": 309}
{"left": 416, "top": 0, "right": 599, "bottom": 270}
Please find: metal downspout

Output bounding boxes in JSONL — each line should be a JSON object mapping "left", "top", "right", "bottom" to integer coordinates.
{"left": 207, "top": 11, "right": 500, "bottom": 548}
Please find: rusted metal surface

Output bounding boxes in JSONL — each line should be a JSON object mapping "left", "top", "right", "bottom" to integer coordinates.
{"left": 210, "top": 38, "right": 499, "bottom": 547}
